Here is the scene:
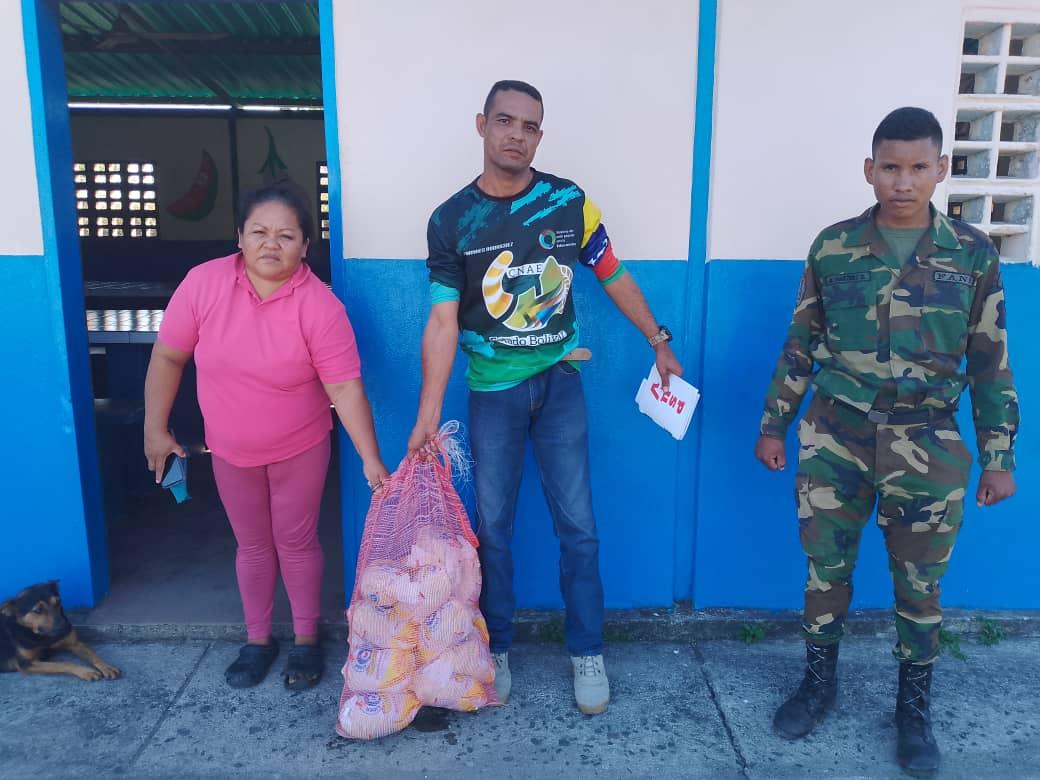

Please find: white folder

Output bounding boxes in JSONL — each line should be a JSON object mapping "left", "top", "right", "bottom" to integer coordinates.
{"left": 635, "top": 364, "right": 700, "bottom": 440}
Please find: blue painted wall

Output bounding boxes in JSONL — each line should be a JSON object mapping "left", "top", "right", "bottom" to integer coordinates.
{"left": 320, "top": 0, "right": 716, "bottom": 609}
{"left": 334, "top": 259, "right": 690, "bottom": 609}
{"left": 0, "top": 1, "right": 107, "bottom": 607}
{"left": 695, "top": 259, "right": 1038, "bottom": 610}
{"left": 11, "top": 0, "right": 1034, "bottom": 616}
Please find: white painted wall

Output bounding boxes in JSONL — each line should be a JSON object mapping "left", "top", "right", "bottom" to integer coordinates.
{"left": 334, "top": 0, "right": 698, "bottom": 261}
{"left": 709, "top": 0, "right": 1032, "bottom": 261}
{"left": 0, "top": 2, "right": 43, "bottom": 256}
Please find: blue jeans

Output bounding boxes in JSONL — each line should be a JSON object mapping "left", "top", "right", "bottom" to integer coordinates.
{"left": 469, "top": 362, "right": 604, "bottom": 657}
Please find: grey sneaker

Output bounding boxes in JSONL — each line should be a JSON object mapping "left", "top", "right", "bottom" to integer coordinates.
{"left": 493, "top": 652, "right": 511, "bottom": 703}
{"left": 572, "top": 654, "right": 610, "bottom": 715}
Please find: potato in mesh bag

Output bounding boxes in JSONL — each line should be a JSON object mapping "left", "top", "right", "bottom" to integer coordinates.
{"left": 337, "top": 690, "right": 421, "bottom": 740}
{"left": 344, "top": 644, "right": 416, "bottom": 693}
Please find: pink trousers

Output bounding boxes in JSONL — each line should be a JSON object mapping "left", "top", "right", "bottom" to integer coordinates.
{"left": 211, "top": 437, "right": 330, "bottom": 640}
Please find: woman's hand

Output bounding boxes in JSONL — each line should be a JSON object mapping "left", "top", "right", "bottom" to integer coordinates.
{"left": 144, "top": 427, "right": 187, "bottom": 484}
{"left": 143, "top": 341, "right": 192, "bottom": 483}
{"left": 324, "top": 378, "right": 389, "bottom": 495}
{"left": 363, "top": 460, "right": 391, "bottom": 495}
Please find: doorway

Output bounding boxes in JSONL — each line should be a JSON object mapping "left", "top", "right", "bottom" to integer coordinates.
{"left": 57, "top": 0, "right": 343, "bottom": 628}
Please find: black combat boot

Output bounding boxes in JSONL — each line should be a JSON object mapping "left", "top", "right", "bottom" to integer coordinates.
{"left": 772, "top": 641, "right": 839, "bottom": 739}
{"left": 895, "top": 661, "right": 940, "bottom": 776}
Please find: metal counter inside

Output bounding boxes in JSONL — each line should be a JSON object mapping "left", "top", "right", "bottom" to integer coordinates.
{"left": 86, "top": 309, "right": 163, "bottom": 344}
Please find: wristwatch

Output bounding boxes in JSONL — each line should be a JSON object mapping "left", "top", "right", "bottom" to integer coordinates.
{"left": 648, "top": 325, "right": 672, "bottom": 347}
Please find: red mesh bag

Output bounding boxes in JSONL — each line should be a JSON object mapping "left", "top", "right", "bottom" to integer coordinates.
{"left": 336, "top": 427, "right": 499, "bottom": 740}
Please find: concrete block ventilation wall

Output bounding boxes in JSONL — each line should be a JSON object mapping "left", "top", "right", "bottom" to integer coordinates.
{"left": 70, "top": 115, "right": 328, "bottom": 280}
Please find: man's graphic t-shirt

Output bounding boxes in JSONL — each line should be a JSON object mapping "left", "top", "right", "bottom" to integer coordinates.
{"left": 427, "top": 170, "right": 625, "bottom": 391}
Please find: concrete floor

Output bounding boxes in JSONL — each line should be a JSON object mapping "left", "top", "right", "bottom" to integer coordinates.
{"left": 2, "top": 638, "right": 1038, "bottom": 778}
{"left": 53, "top": 429, "right": 1040, "bottom": 776}
{"left": 81, "top": 451, "right": 347, "bottom": 633}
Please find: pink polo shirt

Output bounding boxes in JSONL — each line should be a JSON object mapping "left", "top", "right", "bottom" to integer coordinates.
{"left": 158, "top": 253, "right": 361, "bottom": 467}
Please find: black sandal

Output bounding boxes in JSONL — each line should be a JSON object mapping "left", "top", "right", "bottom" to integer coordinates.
{"left": 284, "top": 643, "right": 324, "bottom": 690}
{"left": 225, "top": 640, "right": 279, "bottom": 688}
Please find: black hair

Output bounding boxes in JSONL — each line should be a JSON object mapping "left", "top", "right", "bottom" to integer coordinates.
{"left": 237, "top": 180, "right": 314, "bottom": 244}
{"left": 483, "top": 80, "right": 543, "bottom": 119}
{"left": 872, "top": 107, "right": 943, "bottom": 156}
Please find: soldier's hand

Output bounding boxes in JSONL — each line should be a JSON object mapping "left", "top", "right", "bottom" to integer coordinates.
{"left": 755, "top": 435, "right": 786, "bottom": 471}
{"left": 976, "top": 470, "right": 1016, "bottom": 507}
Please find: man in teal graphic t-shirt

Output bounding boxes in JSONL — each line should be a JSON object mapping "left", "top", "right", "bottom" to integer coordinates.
{"left": 408, "top": 80, "right": 682, "bottom": 716}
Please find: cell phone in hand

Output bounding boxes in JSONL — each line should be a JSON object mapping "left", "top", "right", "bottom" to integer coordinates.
{"left": 161, "top": 453, "right": 190, "bottom": 503}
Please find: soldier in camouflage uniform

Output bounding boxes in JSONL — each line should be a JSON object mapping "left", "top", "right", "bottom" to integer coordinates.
{"left": 755, "top": 107, "right": 1018, "bottom": 776}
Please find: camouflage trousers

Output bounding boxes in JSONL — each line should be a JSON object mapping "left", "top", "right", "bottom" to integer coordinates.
{"left": 795, "top": 394, "right": 972, "bottom": 664}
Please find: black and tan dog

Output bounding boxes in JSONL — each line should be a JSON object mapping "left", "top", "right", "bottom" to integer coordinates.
{"left": 0, "top": 581, "right": 120, "bottom": 681}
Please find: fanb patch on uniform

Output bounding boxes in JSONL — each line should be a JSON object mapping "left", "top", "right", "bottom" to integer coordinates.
{"left": 933, "top": 271, "right": 975, "bottom": 287}
{"left": 824, "top": 272, "right": 870, "bottom": 286}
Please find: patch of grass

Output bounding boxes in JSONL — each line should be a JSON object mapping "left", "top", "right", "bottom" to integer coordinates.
{"left": 538, "top": 616, "right": 565, "bottom": 644}
{"left": 738, "top": 623, "right": 767, "bottom": 645}
{"left": 939, "top": 627, "right": 967, "bottom": 661}
{"left": 977, "top": 618, "right": 1005, "bottom": 647}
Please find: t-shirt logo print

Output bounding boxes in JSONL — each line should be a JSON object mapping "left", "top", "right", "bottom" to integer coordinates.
{"left": 481, "top": 249, "right": 573, "bottom": 332}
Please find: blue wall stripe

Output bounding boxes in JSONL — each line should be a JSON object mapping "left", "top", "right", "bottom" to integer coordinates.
{"left": 327, "top": 259, "right": 689, "bottom": 608}
{"left": 695, "top": 259, "right": 1040, "bottom": 610}
{"left": 317, "top": 0, "right": 344, "bottom": 284}
{"left": 673, "top": 0, "right": 718, "bottom": 603}
{"left": 32, "top": 3, "right": 108, "bottom": 597}
{"left": 318, "top": 0, "right": 364, "bottom": 597}
{"left": 7, "top": 0, "right": 108, "bottom": 606}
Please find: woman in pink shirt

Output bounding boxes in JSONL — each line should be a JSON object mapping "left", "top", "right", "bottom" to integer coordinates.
{"left": 143, "top": 183, "right": 389, "bottom": 690}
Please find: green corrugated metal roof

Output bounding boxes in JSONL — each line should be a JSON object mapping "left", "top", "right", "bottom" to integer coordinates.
{"left": 61, "top": 2, "right": 321, "bottom": 104}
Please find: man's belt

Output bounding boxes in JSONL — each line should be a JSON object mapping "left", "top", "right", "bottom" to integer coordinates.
{"left": 828, "top": 396, "right": 956, "bottom": 426}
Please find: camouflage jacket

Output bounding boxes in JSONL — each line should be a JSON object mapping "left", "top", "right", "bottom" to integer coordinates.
{"left": 760, "top": 204, "right": 1018, "bottom": 471}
